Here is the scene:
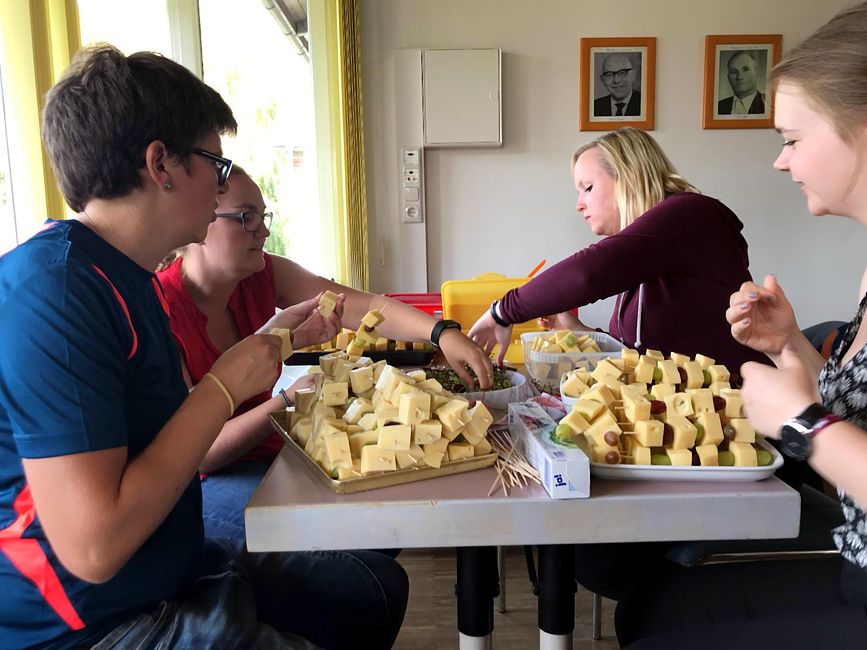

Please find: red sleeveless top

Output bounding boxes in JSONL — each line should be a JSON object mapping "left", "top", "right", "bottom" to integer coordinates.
{"left": 157, "top": 254, "right": 283, "bottom": 465}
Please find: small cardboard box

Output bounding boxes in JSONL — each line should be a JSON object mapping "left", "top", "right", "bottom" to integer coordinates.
{"left": 508, "top": 401, "right": 590, "bottom": 499}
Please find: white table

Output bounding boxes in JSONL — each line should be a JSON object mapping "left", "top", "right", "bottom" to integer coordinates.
{"left": 247, "top": 446, "right": 800, "bottom": 648}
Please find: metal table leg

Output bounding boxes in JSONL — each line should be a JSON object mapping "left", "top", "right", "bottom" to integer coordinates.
{"left": 537, "top": 544, "right": 576, "bottom": 650}
{"left": 456, "top": 546, "right": 499, "bottom": 650}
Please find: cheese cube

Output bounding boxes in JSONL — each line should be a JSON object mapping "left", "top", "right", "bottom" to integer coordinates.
{"left": 728, "top": 418, "right": 756, "bottom": 443}
{"left": 377, "top": 424, "right": 412, "bottom": 451}
{"left": 694, "top": 353, "right": 716, "bottom": 369}
{"left": 337, "top": 466, "right": 362, "bottom": 480}
{"left": 361, "top": 309, "right": 384, "bottom": 329}
{"left": 357, "top": 412, "right": 378, "bottom": 431}
{"left": 669, "top": 352, "right": 691, "bottom": 366}
{"left": 422, "top": 437, "right": 450, "bottom": 468}
{"left": 649, "top": 383, "right": 676, "bottom": 400}
{"left": 561, "top": 410, "right": 591, "bottom": 434}
{"left": 709, "top": 381, "right": 731, "bottom": 396}
{"left": 447, "top": 442, "right": 474, "bottom": 462}
{"left": 291, "top": 418, "right": 313, "bottom": 446}
{"left": 631, "top": 443, "right": 652, "bottom": 465}
{"left": 694, "top": 412, "right": 724, "bottom": 445}
{"left": 360, "top": 445, "right": 396, "bottom": 473}
{"left": 621, "top": 348, "right": 640, "bottom": 370}
{"left": 344, "top": 397, "right": 374, "bottom": 424}
{"left": 687, "top": 388, "right": 715, "bottom": 414}
{"left": 324, "top": 431, "right": 353, "bottom": 470}
{"left": 665, "top": 448, "right": 692, "bottom": 466}
{"left": 474, "top": 437, "right": 493, "bottom": 456}
{"left": 591, "top": 358, "right": 623, "bottom": 383}
{"left": 666, "top": 415, "right": 697, "bottom": 450}
{"left": 375, "top": 337, "right": 389, "bottom": 351}
{"left": 571, "top": 399, "right": 604, "bottom": 421}
{"left": 348, "top": 366, "right": 373, "bottom": 394}
{"left": 634, "top": 355, "right": 657, "bottom": 383}
{"left": 632, "top": 420, "right": 664, "bottom": 447}
{"left": 335, "top": 331, "right": 354, "bottom": 349}
{"left": 708, "top": 365, "right": 731, "bottom": 384}
{"left": 413, "top": 419, "right": 443, "bottom": 446}
{"left": 682, "top": 361, "right": 705, "bottom": 390}
{"left": 644, "top": 348, "right": 665, "bottom": 360}
{"left": 395, "top": 444, "right": 425, "bottom": 469}
{"left": 269, "top": 327, "right": 294, "bottom": 360}
{"left": 623, "top": 393, "right": 651, "bottom": 423}
{"left": 294, "top": 388, "right": 317, "bottom": 414}
{"left": 720, "top": 389, "right": 744, "bottom": 419}
{"left": 582, "top": 384, "right": 616, "bottom": 407}
{"left": 318, "top": 290, "right": 340, "bottom": 317}
{"left": 436, "top": 399, "right": 470, "bottom": 438}
{"left": 664, "top": 392, "right": 694, "bottom": 418}
{"left": 416, "top": 378, "right": 444, "bottom": 394}
{"left": 321, "top": 382, "right": 349, "bottom": 407}
{"left": 349, "top": 430, "right": 379, "bottom": 457}
{"left": 597, "top": 375, "right": 624, "bottom": 399}
{"left": 355, "top": 326, "right": 379, "bottom": 346}
{"left": 561, "top": 373, "right": 590, "bottom": 398}
{"left": 374, "top": 404, "right": 399, "bottom": 427}
{"left": 586, "top": 410, "right": 622, "bottom": 447}
{"left": 729, "top": 441, "right": 757, "bottom": 466}
{"left": 657, "top": 360, "right": 681, "bottom": 385}
{"left": 695, "top": 444, "right": 719, "bottom": 466}
{"left": 398, "top": 391, "right": 432, "bottom": 425}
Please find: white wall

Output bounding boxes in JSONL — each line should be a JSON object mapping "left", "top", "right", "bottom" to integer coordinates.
{"left": 361, "top": 0, "right": 867, "bottom": 329}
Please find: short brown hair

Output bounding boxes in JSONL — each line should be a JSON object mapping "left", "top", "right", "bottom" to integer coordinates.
{"left": 771, "top": 1, "right": 867, "bottom": 140}
{"left": 572, "top": 127, "right": 697, "bottom": 229}
{"left": 42, "top": 44, "right": 237, "bottom": 212}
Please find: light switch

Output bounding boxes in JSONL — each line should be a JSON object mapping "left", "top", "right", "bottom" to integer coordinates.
{"left": 404, "top": 187, "right": 420, "bottom": 201}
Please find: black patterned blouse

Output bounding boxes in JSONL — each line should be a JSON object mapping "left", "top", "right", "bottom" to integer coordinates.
{"left": 820, "top": 292, "right": 867, "bottom": 567}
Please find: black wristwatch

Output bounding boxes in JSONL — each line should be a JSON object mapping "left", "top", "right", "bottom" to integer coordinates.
{"left": 490, "top": 300, "right": 510, "bottom": 327}
{"left": 779, "top": 403, "right": 842, "bottom": 461}
{"left": 430, "top": 319, "right": 462, "bottom": 347}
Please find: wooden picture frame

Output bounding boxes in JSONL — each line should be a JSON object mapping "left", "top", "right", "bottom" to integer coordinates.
{"left": 579, "top": 37, "right": 656, "bottom": 131}
{"left": 702, "top": 34, "right": 782, "bottom": 129}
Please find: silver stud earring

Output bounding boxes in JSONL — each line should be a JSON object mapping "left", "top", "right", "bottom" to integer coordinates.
{"left": 164, "top": 182, "right": 172, "bottom": 190}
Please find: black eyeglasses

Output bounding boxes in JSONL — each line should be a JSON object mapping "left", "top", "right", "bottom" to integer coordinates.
{"left": 214, "top": 211, "right": 273, "bottom": 232}
{"left": 600, "top": 68, "right": 632, "bottom": 82}
{"left": 192, "top": 147, "right": 233, "bottom": 186}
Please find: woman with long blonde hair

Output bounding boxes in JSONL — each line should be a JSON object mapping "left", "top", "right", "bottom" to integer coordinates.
{"left": 469, "top": 126, "right": 766, "bottom": 371}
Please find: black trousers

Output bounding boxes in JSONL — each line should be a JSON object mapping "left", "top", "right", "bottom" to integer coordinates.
{"left": 616, "top": 556, "right": 867, "bottom": 649}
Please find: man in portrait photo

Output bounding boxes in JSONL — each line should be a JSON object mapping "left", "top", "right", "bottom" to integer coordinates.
{"left": 593, "top": 53, "right": 641, "bottom": 117}
{"left": 717, "top": 50, "right": 766, "bottom": 115}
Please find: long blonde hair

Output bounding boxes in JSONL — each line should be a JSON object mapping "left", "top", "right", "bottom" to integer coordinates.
{"left": 770, "top": 1, "right": 867, "bottom": 141}
{"left": 571, "top": 127, "right": 697, "bottom": 230}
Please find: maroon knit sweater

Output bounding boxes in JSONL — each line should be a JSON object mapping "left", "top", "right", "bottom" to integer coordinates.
{"left": 498, "top": 192, "right": 769, "bottom": 370}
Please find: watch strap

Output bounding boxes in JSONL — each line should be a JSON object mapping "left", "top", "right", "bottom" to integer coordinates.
{"left": 430, "top": 319, "right": 462, "bottom": 347}
{"left": 810, "top": 413, "right": 843, "bottom": 439}
{"left": 490, "top": 301, "right": 510, "bottom": 327}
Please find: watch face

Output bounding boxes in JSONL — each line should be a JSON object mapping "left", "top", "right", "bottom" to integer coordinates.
{"left": 780, "top": 425, "right": 810, "bottom": 460}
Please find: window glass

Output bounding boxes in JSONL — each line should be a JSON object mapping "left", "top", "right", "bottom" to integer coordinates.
{"left": 77, "top": 0, "right": 173, "bottom": 55}
{"left": 0, "top": 70, "right": 16, "bottom": 255}
{"left": 199, "top": 0, "right": 322, "bottom": 274}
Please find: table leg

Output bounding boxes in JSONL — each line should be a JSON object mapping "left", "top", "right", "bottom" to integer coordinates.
{"left": 456, "top": 546, "right": 498, "bottom": 650}
{"left": 537, "top": 544, "right": 576, "bottom": 650}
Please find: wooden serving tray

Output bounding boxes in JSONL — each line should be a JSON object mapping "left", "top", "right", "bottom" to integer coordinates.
{"left": 269, "top": 411, "right": 498, "bottom": 494}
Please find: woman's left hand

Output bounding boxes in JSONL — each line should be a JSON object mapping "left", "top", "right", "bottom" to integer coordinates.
{"left": 437, "top": 328, "right": 495, "bottom": 390}
{"left": 740, "top": 343, "right": 820, "bottom": 438}
{"left": 467, "top": 311, "right": 513, "bottom": 367}
{"left": 284, "top": 373, "right": 317, "bottom": 401}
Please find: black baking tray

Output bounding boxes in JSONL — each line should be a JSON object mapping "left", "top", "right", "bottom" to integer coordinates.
{"left": 285, "top": 349, "right": 437, "bottom": 367}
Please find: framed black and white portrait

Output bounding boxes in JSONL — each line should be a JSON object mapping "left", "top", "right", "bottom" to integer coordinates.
{"left": 703, "top": 34, "right": 782, "bottom": 129}
{"left": 580, "top": 37, "right": 655, "bottom": 131}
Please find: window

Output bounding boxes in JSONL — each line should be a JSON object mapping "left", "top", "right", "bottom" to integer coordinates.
{"left": 77, "top": 0, "right": 173, "bottom": 55}
{"left": 199, "top": 0, "right": 322, "bottom": 274}
{"left": 0, "top": 69, "right": 16, "bottom": 255}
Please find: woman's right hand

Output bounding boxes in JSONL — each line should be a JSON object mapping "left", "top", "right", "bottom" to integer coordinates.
{"left": 468, "top": 310, "right": 513, "bottom": 366}
{"left": 208, "top": 334, "right": 282, "bottom": 405}
{"left": 539, "top": 310, "right": 591, "bottom": 331}
{"left": 726, "top": 274, "right": 799, "bottom": 356}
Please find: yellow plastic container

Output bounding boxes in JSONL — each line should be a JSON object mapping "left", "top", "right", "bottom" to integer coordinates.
{"left": 441, "top": 273, "right": 544, "bottom": 364}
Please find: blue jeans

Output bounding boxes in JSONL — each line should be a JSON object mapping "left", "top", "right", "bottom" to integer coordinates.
{"left": 200, "top": 459, "right": 266, "bottom": 540}
{"left": 92, "top": 538, "right": 408, "bottom": 650}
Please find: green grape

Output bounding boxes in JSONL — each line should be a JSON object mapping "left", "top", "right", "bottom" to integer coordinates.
{"left": 694, "top": 423, "right": 706, "bottom": 445}
{"left": 554, "top": 423, "right": 573, "bottom": 444}
{"left": 702, "top": 369, "right": 712, "bottom": 387}
{"left": 756, "top": 449, "right": 773, "bottom": 466}
{"left": 652, "top": 367, "right": 663, "bottom": 382}
{"left": 718, "top": 450, "right": 735, "bottom": 466}
{"left": 650, "top": 454, "right": 672, "bottom": 466}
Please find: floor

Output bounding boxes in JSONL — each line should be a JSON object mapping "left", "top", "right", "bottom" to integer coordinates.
{"left": 393, "top": 546, "right": 619, "bottom": 649}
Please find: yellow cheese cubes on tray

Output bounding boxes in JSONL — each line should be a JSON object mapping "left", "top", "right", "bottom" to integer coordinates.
{"left": 557, "top": 349, "right": 774, "bottom": 469}
{"left": 282, "top": 349, "right": 496, "bottom": 480}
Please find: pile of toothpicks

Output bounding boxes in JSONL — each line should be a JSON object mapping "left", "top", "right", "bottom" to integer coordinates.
{"left": 486, "top": 428, "right": 541, "bottom": 497}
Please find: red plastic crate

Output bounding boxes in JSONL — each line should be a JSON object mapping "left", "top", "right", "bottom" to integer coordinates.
{"left": 384, "top": 292, "right": 443, "bottom": 319}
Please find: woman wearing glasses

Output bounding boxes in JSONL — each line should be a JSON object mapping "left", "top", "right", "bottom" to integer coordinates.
{"left": 0, "top": 45, "right": 408, "bottom": 650}
{"left": 157, "top": 164, "right": 493, "bottom": 542}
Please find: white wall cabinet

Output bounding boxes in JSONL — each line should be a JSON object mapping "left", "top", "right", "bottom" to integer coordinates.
{"left": 422, "top": 48, "right": 502, "bottom": 147}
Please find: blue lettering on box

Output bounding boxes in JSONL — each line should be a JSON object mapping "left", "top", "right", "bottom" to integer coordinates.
{"left": 553, "top": 451, "right": 566, "bottom": 460}
{"left": 554, "top": 473, "right": 566, "bottom": 487}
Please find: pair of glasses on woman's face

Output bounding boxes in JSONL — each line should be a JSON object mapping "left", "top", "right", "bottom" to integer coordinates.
{"left": 191, "top": 147, "right": 233, "bottom": 186}
{"left": 214, "top": 211, "right": 274, "bottom": 232}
